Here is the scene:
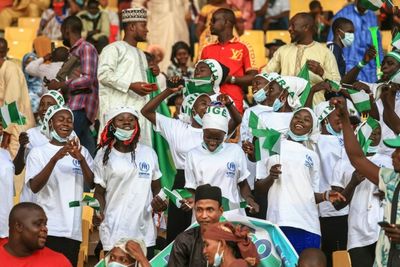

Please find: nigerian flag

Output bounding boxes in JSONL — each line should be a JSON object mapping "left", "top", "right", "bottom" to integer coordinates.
{"left": 163, "top": 187, "right": 192, "bottom": 208}
{"left": 297, "top": 64, "right": 312, "bottom": 107}
{"left": 249, "top": 111, "right": 262, "bottom": 161}
{"left": 222, "top": 197, "right": 247, "bottom": 211}
{"left": 356, "top": 116, "right": 379, "bottom": 154}
{"left": 0, "top": 101, "right": 26, "bottom": 128}
{"left": 252, "top": 127, "right": 282, "bottom": 156}
{"left": 347, "top": 88, "right": 371, "bottom": 113}
{"left": 359, "top": 0, "right": 391, "bottom": 11}
{"left": 184, "top": 77, "right": 214, "bottom": 96}
{"left": 326, "top": 79, "right": 341, "bottom": 92}
{"left": 392, "top": 32, "right": 400, "bottom": 50}
{"left": 147, "top": 69, "right": 177, "bottom": 190}
{"left": 69, "top": 195, "right": 100, "bottom": 211}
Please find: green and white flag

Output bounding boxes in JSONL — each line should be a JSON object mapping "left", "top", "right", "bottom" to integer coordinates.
{"left": 221, "top": 197, "right": 247, "bottom": 211}
{"left": 163, "top": 187, "right": 192, "bottom": 208}
{"left": 297, "top": 64, "right": 312, "bottom": 107}
{"left": 249, "top": 111, "right": 262, "bottom": 161}
{"left": 348, "top": 89, "right": 371, "bottom": 113}
{"left": 252, "top": 127, "right": 281, "bottom": 156}
{"left": 359, "top": 0, "right": 392, "bottom": 11}
{"left": 356, "top": 116, "right": 379, "bottom": 154}
{"left": 326, "top": 79, "right": 341, "bottom": 92}
{"left": 149, "top": 213, "right": 299, "bottom": 267}
{"left": 392, "top": 32, "right": 400, "bottom": 50}
{"left": 0, "top": 101, "right": 26, "bottom": 128}
{"left": 184, "top": 77, "right": 214, "bottom": 96}
{"left": 69, "top": 195, "right": 100, "bottom": 211}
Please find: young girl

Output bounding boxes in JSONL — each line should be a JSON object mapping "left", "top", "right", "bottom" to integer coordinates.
{"left": 93, "top": 107, "right": 166, "bottom": 259}
{"left": 255, "top": 108, "right": 344, "bottom": 254}
{"left": 0, "top": 116, "right": 14, "bottom": 239}
{"left": 25, "top": 105, "right": 94, "bottom": 266}
{"left": 184, "top": 105, "right": 258, "bottom": 216}
{"left": 336, "top": 96, "right": 400, "bottom": 267}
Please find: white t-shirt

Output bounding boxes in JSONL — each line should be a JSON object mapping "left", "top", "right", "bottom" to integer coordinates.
{"left": 185, "top": 143, "right": 250, "bottom": 216}
{"left": 94, "top": 144, "right": 161, "bottom": 250}
{"left": 317, "top": 134, "right": 349, "bottom": 217}
{"left": 25, "top": 143, "right": 94, "bottom": 241}
{"left": 256, "top": 139, "right": 321, "bottom": 235}
{"left": 331, "top": 153, "right": 392, "bottom": 250}
{"left": 0, "top": 149, "right": 14, "bottom": 238}
{"left": 253, "top": 0, "right": 290, "bottom": 21}
{"left": 155, "top": 113, "right": 203, "bottom": 170}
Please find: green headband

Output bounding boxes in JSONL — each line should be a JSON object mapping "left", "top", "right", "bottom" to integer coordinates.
{"left": 386, "top": 51, "right": 400, "bottom": 64}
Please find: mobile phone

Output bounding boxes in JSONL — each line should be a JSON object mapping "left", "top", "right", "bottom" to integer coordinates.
{"left": 378, "top": 221, "right": 391, "bottom": 227}
{"left": 142, "top": 83, "right": 158, "bottom": 91}
{"left": 167, "top": 78, "right": 185, "bottom": 89}
{"left": 51, "top": 42, "right": 55, "bottom": 52}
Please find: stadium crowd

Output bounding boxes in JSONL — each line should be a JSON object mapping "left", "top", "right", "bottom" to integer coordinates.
{"left": 1, "top": 0, "right": 400, "bottom": 267}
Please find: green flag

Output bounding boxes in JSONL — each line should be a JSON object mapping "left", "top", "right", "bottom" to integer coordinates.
{"left": 326, "top": 79, "right": 341, "bottom": 92}
{"left": 184, "top": 77, "right": 214, "bottom": 96}
{"left": 347, "top": 88, "right": 371, "bottom": 113}
{"left": 163, "top": 187, "right": 192, "bottom": 208}
{"left": 252, "top": 127, "right": 282, "bottom": 156}
{"left": 392, "top": 32, "right": 400, "bottom": 50}
{"left": 249, "top": 111, "right": 262, "bottom": 161}
{"left": 297, "top": 64, "right": 312, "bottom": 107}
{"left": 221, "top": 197, "right": 247, "bottom": 211}
{"left": 0, "top": 101, "right": 26, "bottom": 128}
{"left": 69, "top": 195, "right": 100, "bottom": 211}
{"left": 359, "top": 0, "right": 389, "bottom": 11}
{"left": 356, "top": 116, "right": 379, "bottom": 154}
{"left": 147, "top": 69, "right": 177, "bottom": 190}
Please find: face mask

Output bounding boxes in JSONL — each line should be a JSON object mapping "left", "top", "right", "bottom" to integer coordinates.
{"left": 367, "top": 145, "right": 379, "bottom": 154}
{"left": 272, "top": 98, "right": 284, "bottom": 112}
{"left": 114, "top": 128, "right": 134, "bottom": 141}
{"left": 287, "top": 129, "right": 309, "bottom": 142}
{"left": 339, "top": 30, "right": 354, "bottom": 47}
{"left": 253, "top": 88, "right": 267, "bottom": 103}
{"left": 51, "top": 129, "right": 68, "bottom": 143}
{"left": 213, "top": 242, "right": 224, "bottom": 267}
{"left": 88, "top": 12, "right": 100, "bottom": 20}
{"left": 202, "top": 142, "right": 223, "bottom": 154}
{"left": 0, "top": 134, "right": 3, "bottom": 144}
{"left": 107, "top": 262, "right": 129, "bottom": 267}
{"left": 326, "top": 122, "right": 342, "bottom": 137}
{"left": 193, "top": 114, "right": 203, "bottom": 126}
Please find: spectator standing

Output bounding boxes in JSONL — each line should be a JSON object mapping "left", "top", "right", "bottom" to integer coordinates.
{"left": 253, "top": 0, "right": 290, "bottom": 31}
{"left": 97, "top": 7, "right": 154, "bottom": 147}
{"left": 166, "top": 41, "right": 194, "bottom": 80}
{"left": 327, "top": 0, "right": 384, "bottom": 83}
{"left": 46, "top": 16, "right": 99, "bottom": 156}
{"left": 22, "top": 52, "right": 43, "bottom": 117}
{"left": 200, "top": 8, "right": 257, "bottom": 113}
{"left": 309, "top": 0, "right": 333, "bottom": 43}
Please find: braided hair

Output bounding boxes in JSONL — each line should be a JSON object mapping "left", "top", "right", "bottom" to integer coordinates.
{"left": 98, "top": 119, "right": 141, "bottom": 166}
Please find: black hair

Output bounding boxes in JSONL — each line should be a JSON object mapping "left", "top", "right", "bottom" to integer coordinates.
{"left": 9, "top": 202, "right": 44, "bottom": 227}
{"left": 87, "top": 0, "right": 99, "bottom": 6}
{"left": 226, "top": 241, "right": 242, "bottom": 259}
{"left": 214, "top": 8, "right": 236, "bottom": 25}
{"left": 0, "top": 37, "right": 8, "bottom": 48}
{"left": 51, "top": 47, "right": 69, "bottom": 62}
{"left": 309, "top": 0, "right": 322, "bottom": 10}
{"left": 332, "top": 17, "right": 353, "bottom": 34}
{"left": 62, "top": 15, "right": 83, "bottom": 34}
{"left": 170, "top": 41, "right": 191, "bottom": 67}
{"left": 295, "top": 12, "right": 315, "bottom": 27}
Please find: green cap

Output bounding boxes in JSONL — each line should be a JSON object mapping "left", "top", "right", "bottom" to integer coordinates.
{"left": 383, "top": 135, "right": 400, "bottom": 148}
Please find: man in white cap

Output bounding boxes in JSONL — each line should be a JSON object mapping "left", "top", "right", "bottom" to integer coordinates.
{"left": 97, "top": 7, "right": 155, "bottom": 146}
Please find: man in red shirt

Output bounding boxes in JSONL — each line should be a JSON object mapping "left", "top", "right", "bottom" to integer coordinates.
{"left": 0, "top": 203, "right": 71, "bottom": 266}
{"left": 200, "top": 8, "right": 258, "bottom": 113}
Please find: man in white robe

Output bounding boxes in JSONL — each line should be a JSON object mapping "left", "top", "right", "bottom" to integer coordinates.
{"left": 97, "top": 7, "right": 155, "bottom": 146}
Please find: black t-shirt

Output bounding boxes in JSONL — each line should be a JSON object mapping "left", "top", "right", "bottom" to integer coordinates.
{"left": 327, "top": 42, "right": 346, "bottom": 78}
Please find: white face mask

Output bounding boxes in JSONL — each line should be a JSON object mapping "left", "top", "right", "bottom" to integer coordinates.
{"left": 107, "top": 261, "right": 137, "bottom": 267}
{"left": 114, "top": 127, "right": 134, "bottom": 141}
{"left": 339, "top": 29, "right": 355, "bottom": 47}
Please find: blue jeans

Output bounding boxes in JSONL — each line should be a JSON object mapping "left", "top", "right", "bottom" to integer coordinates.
{"left": 73, "top": 109, "right": 95, "bottom": 157}
{"left": 280, "top": 226, "right": 321, "bottom": 255}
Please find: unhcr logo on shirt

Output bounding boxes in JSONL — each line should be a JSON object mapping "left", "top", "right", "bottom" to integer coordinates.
{"left": 304, "top": 155, "right": 314, "bottom": 168}
{"left": 226, "top": 162, "right": 236, "bottom": 178}
{"left": 139, "top": 162, "right": 150, "bottom": 178}
{"left": 72, "top": 159, "right": 83, "bottom": 175}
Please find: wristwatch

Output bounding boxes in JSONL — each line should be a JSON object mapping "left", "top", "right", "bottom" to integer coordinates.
{"left": 230, "top": 76, "right": 236, "bottom": 84}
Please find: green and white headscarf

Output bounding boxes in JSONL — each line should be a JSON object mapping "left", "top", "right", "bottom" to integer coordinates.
{"left": 255, "top": 72, "right": 280, "bottom": 83}
{"left": 195, "top": 59, "right": 228, "bottom": 94}
{"left": 274, "top": 75, "right": 309, "bottom": 109}
{"left": 41, "top": 90, "right": 65, "bottom": 106}
{"left": 40, "top": 104, "right": 73, "bottom": 139}
{"left": 179, "top": 93, "right": 209, "bottom": 124}
{"left": 202, "top": 105, "right": 230, "bottom": 134}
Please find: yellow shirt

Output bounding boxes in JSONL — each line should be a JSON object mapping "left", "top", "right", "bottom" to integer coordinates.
{"left": 264, "top": 42, "right": 341, "bottom": 105}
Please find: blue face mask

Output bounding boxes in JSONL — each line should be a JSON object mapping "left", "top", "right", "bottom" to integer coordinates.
{"left": 193, "top": 114, "right": 203, "bottom": 126}
{"left": 107, "top": 261, "right": 135, "bottom": 267}
{"left": 326, "top": 122, "right": 342, "bottom": 137}
{"left": 202, "top": 141, "right": 223, "bottom": 154}
{"left": 287, "top": 129, "right": 309, "bottom": 142}
{"left": 114, "top": 128, "right": 134, "bottom": 141}
{"left": 213, "top": 242, "right": 224, "bottom": 267}
{"left": 51, "top": 129, "right": 68, "bottom": 143}
{"left": 253, "top": 88, "right": 267, "bottom": 103}
{"left": 272, "top": 98, "right": 284, "bottom": 112}
{"left": 367, "top": 145, "right": 379, "bottom": 154}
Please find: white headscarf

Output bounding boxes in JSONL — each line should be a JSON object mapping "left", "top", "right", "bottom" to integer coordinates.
{"left": 195, "top": 59, "right": 224, "bottom": 94}
{"left": 41, "top": 90, "right": 65, "bottom": 106}
{"left": 275, "top": 75, "right": 310, "bottom": 109}
{"left": 104, "top": 238, "right": 147, "bottom": 267}
{"left": 202, "top": 106, "right": 230, "bottom": 134}
{"left": 179, "top": 93, "right": 209, "bottom": 124}
{"left": 104, "top": 106, "right": 139, "bottom": 126}
{"left": 288, "top": 107, "right": 320, "bottom": 150}
{"left": 254, "top": 72, "right": 280, "bottom": 82}
{"left": 40, "top": 104, "right": 73, "bottom": 139}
